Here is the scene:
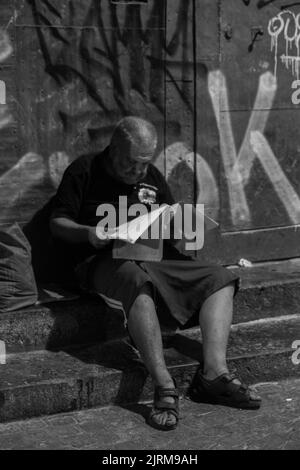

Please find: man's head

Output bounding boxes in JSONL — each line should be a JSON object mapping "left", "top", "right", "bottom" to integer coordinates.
{"left": 108, "top": 116, "right": 158, "bottom": 185}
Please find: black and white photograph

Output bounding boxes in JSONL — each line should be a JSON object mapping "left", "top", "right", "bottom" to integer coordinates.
{"left": 0, "top": 0, "right": 299, "bottom": 454}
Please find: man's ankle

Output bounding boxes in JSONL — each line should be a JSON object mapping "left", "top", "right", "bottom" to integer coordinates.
{"left": 155, "top": 379, "right": 175, "bottom": 389}
{"left": 202, "top": 366, "right": 229, "bottom": 381}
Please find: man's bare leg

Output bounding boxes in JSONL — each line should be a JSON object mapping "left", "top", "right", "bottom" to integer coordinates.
{"left": 127, "top": 284, "right": 176, "bottom": 428}
{"left": 199, "top": 283, "right": 234, "bottom": 380}
{"left": 198, "top": 282, "right": 261, "bottom": 403}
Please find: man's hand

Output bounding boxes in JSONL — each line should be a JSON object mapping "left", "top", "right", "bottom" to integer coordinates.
{"left": 87, "top": 227, "right": 112, "bottom": 249}
{"left": 50, "top": 217, "right": 113, "bottom": 249}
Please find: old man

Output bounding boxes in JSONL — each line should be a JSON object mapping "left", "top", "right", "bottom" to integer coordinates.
{"left": 50, "top": 116, "right": 261, "bottom": 431}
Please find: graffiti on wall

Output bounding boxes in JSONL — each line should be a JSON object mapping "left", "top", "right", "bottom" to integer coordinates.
{"left": 209, "top": 69, "right": 300, "bottom": 225}
{"left": 28, "top": 0, "right": 194, "bottom": 150}
{"left": 242, "top": 0, "right": 280, "bottom": 7}
{"left": 157, "top": 142, "right": 220, "bottom": 220}
{"left": 164, "top": 69, "right": 300, "bottom": 226}
{"left": 268, "top": 9, "right": 300, "bottom": 79}
{"left": 0, "top": 28, "right": 12, "bottom": 127}
{"left": 0, "top": 28, "right": 13, "bottom": 63}
{"left": 0, "top": 20, "right": 70, "bottom": 220}
{"left": 0, "top": 26, "right": 47, "bottom": 216}
{"left": 0, "top": 0, "right": 299, "bottom": 231}
{"left": 267, "top": 8, "right": 300, "bottom": 103}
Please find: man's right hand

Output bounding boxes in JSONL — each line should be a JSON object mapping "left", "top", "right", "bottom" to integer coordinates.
{"left": 50, "top": 217, "right": 112, "bottom": 249}
{"left": 87, "top": 227, "right": 112, "bottom": 249}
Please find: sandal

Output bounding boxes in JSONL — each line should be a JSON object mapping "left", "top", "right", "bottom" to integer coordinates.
{"left": 189, "top": 370, "right": 262, "bottom": 410}
{"left": 147, "top": 380, "right": 180, "bottom": 431}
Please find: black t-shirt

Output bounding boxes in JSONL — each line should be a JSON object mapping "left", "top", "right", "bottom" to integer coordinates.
{"left": 50, "top": 146, "right": 176, "bottom": 266}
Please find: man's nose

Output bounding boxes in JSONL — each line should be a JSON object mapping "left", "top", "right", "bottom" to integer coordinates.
{"left": 133, "top": 163, "right": 145, "bottom": 175}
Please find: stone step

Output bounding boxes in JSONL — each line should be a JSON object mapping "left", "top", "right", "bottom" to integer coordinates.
{"left": 0, "top": 314, "right": 299, "bottom": 423}
{"left": 0, "top": 296, "right": 110, "bottom": 354}
{"left": 0, "top": 258, "right": 300, "bottom": 353}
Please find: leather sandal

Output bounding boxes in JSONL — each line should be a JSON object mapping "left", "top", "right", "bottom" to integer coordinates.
{"left": 189, "top": 370, "right": 262, "bottom": 410}
{"left": 147, "top": 380, "right": 180, "bottom": 431}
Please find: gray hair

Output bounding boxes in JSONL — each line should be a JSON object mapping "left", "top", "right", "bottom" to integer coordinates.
{"left": 111, "top": 116, "right": 157, "bottom": 151}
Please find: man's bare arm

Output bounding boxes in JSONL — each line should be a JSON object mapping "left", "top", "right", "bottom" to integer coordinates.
{"left": 50, "top": 217, "right": 111, "bottom": 249}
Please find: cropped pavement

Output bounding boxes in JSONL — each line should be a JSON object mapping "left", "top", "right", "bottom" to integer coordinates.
{"left": 0, "top": 378, "right": 299, "bottom": 450}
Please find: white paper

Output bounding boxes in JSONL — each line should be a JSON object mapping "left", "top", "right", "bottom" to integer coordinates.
{"left": 103, "top": 205, "right": 169, "bottom": 244}
{"left": 97, "top": 202, "right": 218, "bottom": 244}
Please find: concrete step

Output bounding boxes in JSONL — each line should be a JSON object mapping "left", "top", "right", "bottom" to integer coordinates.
{"left": 0, "top": 296, "right": 111, "bottom": 354}
{"left": 1, "top": 258, "right": 300, "bottom": 353}
{"left": 0, "top": 314, "right": 299, "bottom": 423}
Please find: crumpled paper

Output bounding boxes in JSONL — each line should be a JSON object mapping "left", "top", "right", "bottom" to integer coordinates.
{"left": 238, "top": 258, "right": 253, "bottom": 268}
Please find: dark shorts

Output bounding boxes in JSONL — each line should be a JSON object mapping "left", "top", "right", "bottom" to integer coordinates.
{"left": 74, "top": 251, "right": 240, "bottom": 329}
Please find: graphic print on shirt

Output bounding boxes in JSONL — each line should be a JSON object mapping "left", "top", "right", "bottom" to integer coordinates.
{"left": 137, "top": 183, "right": 158, "bottom": 206}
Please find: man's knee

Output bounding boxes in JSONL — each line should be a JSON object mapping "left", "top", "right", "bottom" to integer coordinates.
{"left": 130, "top": 282, "right": 154, "bottom": 314}
{"left": 208, "top": 281, "right": 236, "bottom": 302}
{"left": 220, "top": 281, "right": 236, "bottom": 296}
{"left": 139, "top": 281, "right": 153, "bottom": 298}
{"left": 209, "top": 268, "right": 238, "bottom": 297}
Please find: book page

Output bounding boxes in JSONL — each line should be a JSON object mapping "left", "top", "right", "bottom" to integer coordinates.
{"left": 99, "top": 205, "right": 169, "bottom": 244}
{"left": 162, "top": 203, "right": 218, "bottom": 240}
{"left": 97, "top": 202, "right": 218, "bottom": 245}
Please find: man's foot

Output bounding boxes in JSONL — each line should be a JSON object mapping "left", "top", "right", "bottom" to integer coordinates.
{"left": 147, "top": 380, "right": 179, "bottom": 431}
{"left": 189, "top": 370, "right": 262, "bottom": 410}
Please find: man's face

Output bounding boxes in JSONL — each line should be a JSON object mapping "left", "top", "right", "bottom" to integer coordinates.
{"left": 110, "top": 140, "right": 157, "bottom": 185}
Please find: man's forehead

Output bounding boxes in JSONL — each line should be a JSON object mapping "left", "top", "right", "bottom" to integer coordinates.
{"left": 124, "top": 141, "right": 157, "bottom": 162}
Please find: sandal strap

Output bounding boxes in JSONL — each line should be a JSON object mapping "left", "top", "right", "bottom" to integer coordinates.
{"left": 147, "top": 380, "right": 180, "bottom": 430}
{"left": 155, "top": 399, "right": 178, "bottom": 411}
{"left": 152, "top": 383, "right": 179, "bottom": 416}
{"left": 155, "top": 387, "right": 179, "bottom": 399}
{"left": 150, "top": 407, "right": 179, "bottom": 420}
{"left": 227, "top": 375, "right": 249, "bottom": 393}
{"left": 154, "top": 388, "right": 179, "bottom": 413}
{"left": 219, "top": 374, "right": 250, "bottom": 394}
{"left": 195, "top": 371, "right": 252, "bottom": 397}
{"left": 191, "top": 369, "right": 261, "bottom": 409}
